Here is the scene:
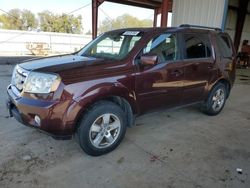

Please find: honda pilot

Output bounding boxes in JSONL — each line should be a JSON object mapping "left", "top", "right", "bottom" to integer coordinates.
{"left": 6, "top": 25, "right": 236, "bottom": 156}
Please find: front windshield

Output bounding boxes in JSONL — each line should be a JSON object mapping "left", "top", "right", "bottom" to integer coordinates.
{"left": 78, "top": 31, "right": 142, "bottom": 60}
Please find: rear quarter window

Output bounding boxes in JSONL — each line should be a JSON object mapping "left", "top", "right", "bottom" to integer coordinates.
{"left": 216, "top": 34, "right": 233, "bottom": 58}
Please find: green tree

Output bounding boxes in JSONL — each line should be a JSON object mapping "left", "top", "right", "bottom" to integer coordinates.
{"left": 37, "top": 11, "right": 54, "bottom": 32}
{"left": 21, "top": 9, "right": 38, "bottom": 30}
{"left": 38, "top": 11, "right": 82, "bottom": 34}
{"left": 0, "top": 9, "right": 37, "bottom": 30}
{"left": 0, "top": 9, "right": 22, "bottom": 30}
{"left": 0, "top": 9, "right": 82, "bottom": 33}
{"left": 99, "top": 14, "right": 153, "bottom": 33}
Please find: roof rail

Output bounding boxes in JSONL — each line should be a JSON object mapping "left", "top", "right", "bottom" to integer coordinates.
{"left": 179, "top": 24, "right": 222, "bottom": 31}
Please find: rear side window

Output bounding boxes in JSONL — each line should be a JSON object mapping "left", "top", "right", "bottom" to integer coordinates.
{"left": 184, "top": 33, "right": 211, "bottom": 59}
{"left": 216, "top": 34, "right": 233, "bottom": 58}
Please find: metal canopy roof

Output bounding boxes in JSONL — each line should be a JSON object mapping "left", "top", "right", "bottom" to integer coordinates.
{"left": 105, "top": 0, "right": 172, "bottom": 11}
{"left": 92, "top": 0, "right": 173, "bottom": 39}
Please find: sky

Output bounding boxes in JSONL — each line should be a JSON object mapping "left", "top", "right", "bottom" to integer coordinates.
{"left": 0, "top": 0, "right": 171, "bottom": 33}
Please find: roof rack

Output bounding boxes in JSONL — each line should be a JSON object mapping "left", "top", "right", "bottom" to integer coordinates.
{"left": 179, "top": 24, "right": 222, "bottom": 31}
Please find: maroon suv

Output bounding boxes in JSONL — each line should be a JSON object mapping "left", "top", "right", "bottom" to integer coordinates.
{"left": 6, "top": 25, "right": 236, "bottom": 156}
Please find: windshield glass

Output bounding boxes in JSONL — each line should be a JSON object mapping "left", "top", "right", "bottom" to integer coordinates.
{"left": 78, "top": 31, "right": 142, "bottom": 60}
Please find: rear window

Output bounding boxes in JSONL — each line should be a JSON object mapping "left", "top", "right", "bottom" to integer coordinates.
{"left": 216, "top": 34, "right": 233, "bottom": 58}
{"left": 184, "top": 33, "right": 212, "bottom": 59}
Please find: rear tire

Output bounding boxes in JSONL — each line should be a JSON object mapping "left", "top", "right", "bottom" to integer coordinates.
{"left": 201, "top": 83, "right": 227, "bottom": 116}
{"left": 76, "top": 101, "right": 127, "bottom": 156}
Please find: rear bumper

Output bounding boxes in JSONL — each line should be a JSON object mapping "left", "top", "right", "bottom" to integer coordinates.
{"left": 6, "top": 85, "right": 81, "bottom": 140}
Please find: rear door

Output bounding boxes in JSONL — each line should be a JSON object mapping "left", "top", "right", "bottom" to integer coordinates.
{"left": 181, "top": 32, "right": 215, "bottom": 104}
{"left": 135, "top": 33, "right": 185, "bottom": 113}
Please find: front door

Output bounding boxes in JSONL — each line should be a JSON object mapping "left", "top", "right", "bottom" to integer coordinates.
{"left": 135, "top": 33, "right": 185, "bottom": 113}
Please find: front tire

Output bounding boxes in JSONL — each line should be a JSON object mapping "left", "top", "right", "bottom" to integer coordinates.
{"left": 202, "top": 83, "right": 227, "bottom": 116}
{"left": 77, "top": 101, "right": 127, "bottom": 156}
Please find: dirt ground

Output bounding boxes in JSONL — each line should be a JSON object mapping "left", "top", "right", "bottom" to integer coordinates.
{"left": 0, "top": 62, "right": 250, "bottom": 188}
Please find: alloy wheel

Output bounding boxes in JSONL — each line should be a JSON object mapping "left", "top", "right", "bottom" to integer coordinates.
{"left": 89, "top": 113, "right": 121, "bottom": 149}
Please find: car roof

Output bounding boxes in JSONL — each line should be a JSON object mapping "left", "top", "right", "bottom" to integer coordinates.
{"left": 106, "top": 26, "right": 223, "bottom": 35}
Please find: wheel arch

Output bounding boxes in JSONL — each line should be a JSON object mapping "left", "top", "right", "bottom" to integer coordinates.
{"left": 205, "top": 78, "right": 231, "bottom": 102}
{"left": 216, "top": 79, "right": 231, "bottom": 98}
{"left": 73, "top": 86, "right": 138, "bottom": 132}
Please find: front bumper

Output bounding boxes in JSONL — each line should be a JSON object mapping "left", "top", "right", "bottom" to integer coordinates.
{"left": 6, "top": 85, "right": 80, "bottom": 140}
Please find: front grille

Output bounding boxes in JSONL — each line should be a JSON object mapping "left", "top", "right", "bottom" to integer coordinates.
{"left": 11, "top": 65, "right": 29, "bottom": 91}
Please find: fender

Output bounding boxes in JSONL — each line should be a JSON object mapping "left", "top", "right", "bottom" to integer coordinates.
{"left": 74, "top": 82, "right": 138, "bottom": 112}
{"left": 61, "top": 80, "right": 139, "bottom": 128}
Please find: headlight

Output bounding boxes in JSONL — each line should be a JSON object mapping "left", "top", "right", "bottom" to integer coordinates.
{"left": 23, "top": 72, "right": 61, "bottom": 94}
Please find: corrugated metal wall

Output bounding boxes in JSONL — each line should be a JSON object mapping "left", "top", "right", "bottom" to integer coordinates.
{"left": 172, "top": 0, "right": 226, "bottom": 28}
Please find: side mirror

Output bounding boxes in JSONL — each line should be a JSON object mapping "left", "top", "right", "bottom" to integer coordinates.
{"left": 140, "top": 55, "right": 158, "bottom": 66}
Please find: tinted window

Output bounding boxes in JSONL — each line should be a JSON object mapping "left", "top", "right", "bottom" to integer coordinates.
{"left": 143, "top": 34, "right": 177, "bottom": 62}
{"left": 216, "top": 35, "right": 233, "bottom": 58}
{"left": 184, "top": 34, "right": 211, "bottom": 59}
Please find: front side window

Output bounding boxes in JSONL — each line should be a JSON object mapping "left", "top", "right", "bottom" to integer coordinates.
{"left": 143, "top": 33, "right": 177, "bottom": 62}
{"left": 184, "top": 34, "right": 211, "bottom": 59}
{"left": 79, "top": 31, "right": 142, "bottom": 60}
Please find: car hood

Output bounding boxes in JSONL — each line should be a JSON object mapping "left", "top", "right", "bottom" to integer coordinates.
{"left": 19, "top": 54, "right": 100, "bottom": 72}
{"left": 18, "top": 54, "right": 128, "bottom": 85}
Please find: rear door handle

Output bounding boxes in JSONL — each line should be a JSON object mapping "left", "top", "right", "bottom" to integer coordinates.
{"left": 170, "top": 69, "right": 183, "bottom": 77}
{"left": 208, "top": 65, "right": 214, "bottom": 69}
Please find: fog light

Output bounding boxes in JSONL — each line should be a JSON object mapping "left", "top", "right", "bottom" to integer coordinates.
{"left": 34, "top": 115, "right": 41, "bottom": 127}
